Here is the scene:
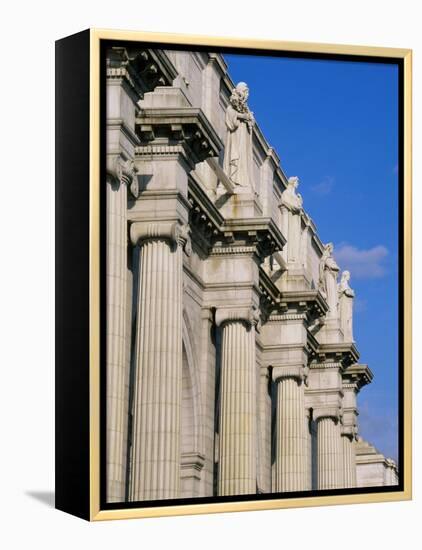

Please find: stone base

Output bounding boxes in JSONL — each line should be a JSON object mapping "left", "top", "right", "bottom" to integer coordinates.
{"left": 216, "top": 190, "right": 263, "bottom": 218}
{"left": 275, "top": 266, "right": 311, "bottom": 292}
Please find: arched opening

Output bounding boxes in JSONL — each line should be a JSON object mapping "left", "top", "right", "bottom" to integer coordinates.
{"left": 180, "top": 317, "right": 205, "bottom": 497}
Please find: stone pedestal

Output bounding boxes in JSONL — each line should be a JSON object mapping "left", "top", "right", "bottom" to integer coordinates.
{"left": 273, "top": 366, "right": 308, "bottom": 492}
{"left": 315, "top": 408, "right": 344, "bottom": 490}
{"left": 129, "top": 221, "right": 184, "bottom": 501}
{"left": 216, "top": 308, "right": 257, "bottom": 496}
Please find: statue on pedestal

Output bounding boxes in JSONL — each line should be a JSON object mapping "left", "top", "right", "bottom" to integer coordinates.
{"left": 338, "top": 270, "right": 355, "bottom": 341}
{"left": 319, "top": 243, "right": 340, "bottom": 317}
{"left": 280, "top": 176, "right": 303, "bottom": 263}
{"left": 223, "top": 82, "right": 255, "bottom": 192}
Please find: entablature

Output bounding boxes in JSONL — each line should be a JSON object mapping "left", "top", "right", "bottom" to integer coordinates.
{"left": 107, "top": 47, "right": 177, "bottom": 100}
{"left": 135, "top": 107, "right": 223, "bottom": 167}
{"left": 314, "top": 341, "right": 360, "bottom": 369}
{"left": 279, "top": 289, "right": 329, "bottom": 318}
{"left": 342, "top": 363, "right": 374, "bottom": 390}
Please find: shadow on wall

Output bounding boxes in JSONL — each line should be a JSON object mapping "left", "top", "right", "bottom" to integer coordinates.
{"left": 25, "top": 491, "right": 55, "bottom": 508}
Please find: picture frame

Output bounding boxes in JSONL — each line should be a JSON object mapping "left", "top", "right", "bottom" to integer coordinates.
{"left": 55, "top": 28, "right": 412, "bottom": 521}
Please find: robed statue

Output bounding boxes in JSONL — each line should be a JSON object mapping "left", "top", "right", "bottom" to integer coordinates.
{"left": 338, "top": 270, "right": 355, "bottom": 341}
{"left": 280, "top": 176, "right": 303, "bottom": 263}
{"left": 319, "top": 243, "right": 340, "bottom": 318}
{"left": 223, "top": 82, "right": 255, "bottom": 191}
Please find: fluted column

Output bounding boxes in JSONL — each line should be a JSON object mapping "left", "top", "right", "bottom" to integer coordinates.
{"left": 106, "top": 160, "right": 134, "bottom": 502}
{"left": 258, "top": 368, "right": 271, "bottom": 493}
{"left": 129, "top": 221, "right": 185, "bottom": 501}
{"left": 273, "top": 366, "right": 308, "bottom": 492}
{"left": 315, "top": 408, "right": 344, "bottom": 490}
{"left": 342, "top": 433, "right": 357, "bottom": 488}
{"left": 216, "top": 307, "right": 257, "bottom": 496}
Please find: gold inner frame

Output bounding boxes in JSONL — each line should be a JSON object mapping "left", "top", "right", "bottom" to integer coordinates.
{"left": 89, "top": 28, "right": 412, "bottom": 521}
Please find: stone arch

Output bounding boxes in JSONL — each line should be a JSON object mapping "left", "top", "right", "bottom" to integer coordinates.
{"left": 180, "top": 310, "right": 204, "bottom": 497}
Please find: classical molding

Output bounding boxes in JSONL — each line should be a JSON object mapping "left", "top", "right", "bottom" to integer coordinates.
{"left": 106, "top": 118, "right": 140, "bottom": 147}
{"left": 278, "top": 289, "right": 329, "bottom": 318}
{"left": 180, "top": 452, "right": 206, "bottom": 476}
{"left": 209, "top": 246, "right": 256, "bottom": 256}
{"left": 106, "top": 47, "right": 177, "bottom": 101}
{"left": 342, "top": 363, "right": 374, "bottom": 390}
{"left": 267, "top": 313, "right": 307, "bottom": 322}
{"left": 135, "top": 107, "right": 223, "bottom": 167}
{"left": 314, "top": 341, "right": 359, "bottom": 368}
{"left": 310, "top": 361, "right": 343, "bottom": 370}
{"left": 221, "top": 217, "right": 286, "bottom": 259}
{"left": 135, "top": 144, "right": 186, "bottom": 157}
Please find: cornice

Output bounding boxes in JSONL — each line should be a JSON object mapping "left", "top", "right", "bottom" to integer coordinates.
{"left": 267, "top": 313, "right": 307, "bottom": 322}
{"left": 106, "top": 118, "right": 140, "bottom": 147}
{"left": 278, "top": 290, "right": 329, "bottom": 318}
{"left": 315, "top": 341, "right": 359, "bottom": 368}
{"left": 106, "top": 47, "right": 177, "bottom": 100}
{"left": 342, "top": 363, "right": 374, "bottom": 389}
{"left": 259, "top": 267, "right": 281, "bottom": 313}
{"left": 310, "top": 362, "right": 343, "bottom": 370}
{"left": 135, "top": 107, "right": 223, "bottom": 167}
{"left": 221, "top": 217, "right": 286, "bottom": 259}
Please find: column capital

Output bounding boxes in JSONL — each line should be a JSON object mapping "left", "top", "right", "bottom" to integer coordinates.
{"left": 130, "top": 220, "right": 189, "bottom": 248}
{"left": 107, "top": 155, "right": 138, "bottom": 193}
{"left": 215, "top": 305, "right": 259, "bottom": 329}
{"left": 259, "top": 366, "right": 270, "bottom": 380}
{"left": 313, "top": 406, "right": 342, "bottom": 423}
{"left": 341, "top": 425, "right": 358, "bottom": 440}
{"left": 272, "top": 364, "right": 307, "bottom": 384}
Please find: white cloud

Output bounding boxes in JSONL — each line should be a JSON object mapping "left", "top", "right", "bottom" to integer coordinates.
{"left": 310, "top": 176, "right": 334, "bottom": 195}
{"left": 334, "top": 243, "right": 389, "bottom": 279}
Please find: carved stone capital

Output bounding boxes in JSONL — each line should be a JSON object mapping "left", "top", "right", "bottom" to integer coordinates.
{"left": 130, "top": 221, "right": 181, "bottom": 247}
{"left": 313, "top": 406, "right": 342, "bottom": 423}
{"left": 272, "top": 364, "right": 305, "bottom": 384}
{"left": 106, "top": 155, "right": 139, "bottom": 198}
{"left": 215, "top": 306, "right": 257, "bottom": 328}
{"left": 341, "top": 425, "right": 357, "bottom": 440}
{"left": 179, "top": 223, "right": 192, "bottom": 256}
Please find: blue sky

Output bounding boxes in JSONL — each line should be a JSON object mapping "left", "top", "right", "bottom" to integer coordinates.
{"left": 224, "top": 53, "right": 399, "bottom": 461}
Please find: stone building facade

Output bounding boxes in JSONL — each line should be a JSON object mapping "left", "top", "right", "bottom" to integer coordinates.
{"left": 105, "top": 45, "right": 398, "bottom": 503}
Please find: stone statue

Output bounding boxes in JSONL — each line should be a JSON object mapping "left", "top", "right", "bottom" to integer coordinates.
{"left": 319, "top": 243, "right": 340, "bottom": 317}
{"left": 338, "top": 270, "right": 355, "bottom": 341}
{"left": 280, "top": 176, "right": 303, "bottom": 263}
{"left": 281, "top": 176, "right": 303, "bottom": 212}
{"left": 223, "top": 82, "right": 255, "bottom": 191}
